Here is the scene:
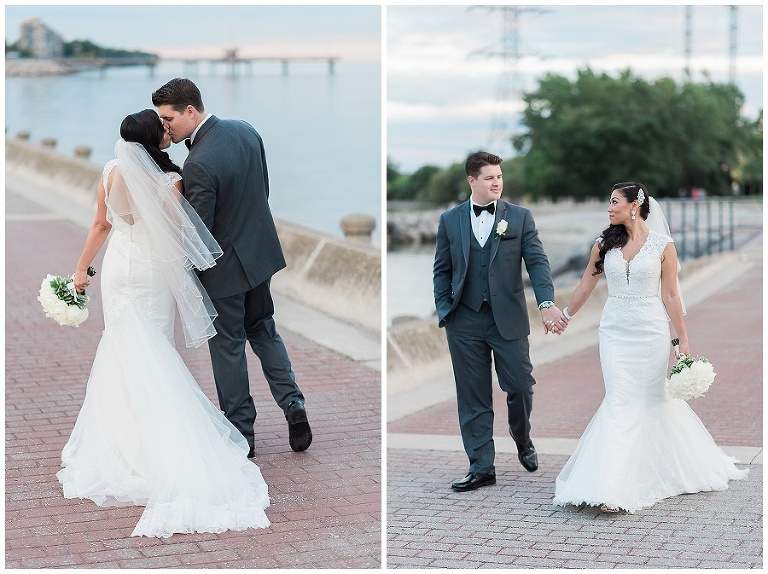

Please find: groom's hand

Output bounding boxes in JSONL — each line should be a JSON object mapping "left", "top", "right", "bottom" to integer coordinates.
{"left": 541, "top": 306, "right": 567, "bottom": 335}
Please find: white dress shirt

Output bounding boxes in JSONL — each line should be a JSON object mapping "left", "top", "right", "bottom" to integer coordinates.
{"left": 189, "top": 113, "right": 212, "bottom": 145}
{"left": 470, "top": 201, "right": 497, "bottom": 246}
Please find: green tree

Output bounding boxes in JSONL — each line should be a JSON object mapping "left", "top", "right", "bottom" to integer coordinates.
{"left": 734, "top": 112, "right": 763, "bottom": 195}
{"left": 431, "top": 160, "right": 496, "bottom": 204}
{"left": 515, "top": 68, "right": 753, "bottom": 200}
{"left": 499, "top": 157, "right": 526, "bottom": 202}
{"left": 5, "top": 41, "right": 32, "bottom": 57}
{"left": 387, "top": 159, "right": 442, "bottom": 201}
{"left": 63, "top": 40, "right": 155, "bottom": 59}
{"left": 387, "top": 154, "right": 528, "bottom": 205}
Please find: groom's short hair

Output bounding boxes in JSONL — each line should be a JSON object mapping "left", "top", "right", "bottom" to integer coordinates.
{"left": 465, "top": 151, "right": 503, "bottom": 179}
{"left": 152, "top": 78, "right": 205, "bottom": 113}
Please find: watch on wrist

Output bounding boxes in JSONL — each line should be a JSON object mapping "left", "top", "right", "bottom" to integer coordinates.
{"left": 539, "top": 301, "right": 554, "bottom": 310}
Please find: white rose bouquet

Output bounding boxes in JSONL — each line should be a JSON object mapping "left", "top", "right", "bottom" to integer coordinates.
{"left": 37, "top": 267, "right": 96, "bottom": 327}
{"left": 667, "top": 356, "right": 715, "bottom": 401}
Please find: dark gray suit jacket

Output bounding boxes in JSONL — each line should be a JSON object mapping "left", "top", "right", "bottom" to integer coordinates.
{"left": 433, "top": 199, "right": 554, "bottom": 340}
{"left": 182, "top": 115, "right": 286, "bottom": 300}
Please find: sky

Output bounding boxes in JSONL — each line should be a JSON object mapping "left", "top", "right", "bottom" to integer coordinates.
{"left": 4, "top": 4, "right": 381, "bottom": 61}
{"left": 387, "top": 4, "right": 764, "bottom": 172}
{"left": 4, "top": 3, "right": 763, "bottom": 174}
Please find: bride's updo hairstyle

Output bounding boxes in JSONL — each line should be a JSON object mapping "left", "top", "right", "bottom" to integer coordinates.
{"left": 119, "top": 109, "right": 181, "bottom": 175}
{"left": 593, "top": 182, "right": 650, "bottom": 276}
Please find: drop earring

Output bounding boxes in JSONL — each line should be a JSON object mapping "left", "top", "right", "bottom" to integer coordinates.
{"left": 631, "top": 209, "right": 636, "bottom": 220}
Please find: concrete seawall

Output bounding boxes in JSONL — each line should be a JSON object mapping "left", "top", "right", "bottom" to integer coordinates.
{"left": 5, "top": 138, "right": 381, "bottom": 334}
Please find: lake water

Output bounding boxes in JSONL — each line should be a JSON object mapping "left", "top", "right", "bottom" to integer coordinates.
{"left": 5, "top": 60, "right": 381, "bottom": 244}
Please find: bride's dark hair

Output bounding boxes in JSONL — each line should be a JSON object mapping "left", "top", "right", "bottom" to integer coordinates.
{"left": 119, "top": 109, "right": 181, "bottom": 174}
{"left": 593, "top": 182, "right": 650, "bottom": 276}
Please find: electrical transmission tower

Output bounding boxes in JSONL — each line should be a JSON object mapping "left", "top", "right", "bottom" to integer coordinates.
{"left": 469, "top": 6, "right": 548, "bottom": 157}
{"left": 684, "top": 6, "right": 692, "bottom": 81}
{"left": 685, "top": 6, "right": 738, "bottom": 85}
{"left": 728, "top": 5, "right": 738, "bottom": 84}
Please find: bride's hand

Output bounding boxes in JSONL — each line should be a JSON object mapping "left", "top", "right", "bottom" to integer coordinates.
{"left": 675, "top": 342, "right": 691, "bottom": 360}
{"left": 73, "top": 268, "right": 90, "bottom": 293}
{"left": 541, "top": 306, "right": 567, "bottom": 335}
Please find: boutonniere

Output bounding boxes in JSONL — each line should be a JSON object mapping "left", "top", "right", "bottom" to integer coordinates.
{"left": 495, "top": 219, "right": 509, "bottom": 238}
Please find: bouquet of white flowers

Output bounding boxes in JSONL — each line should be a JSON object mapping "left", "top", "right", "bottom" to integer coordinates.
{"left": 37, "top": 267, "right": 96, "bottom": 327}
{"left": 667, "top": 355, "right": 715, "bottom": 400}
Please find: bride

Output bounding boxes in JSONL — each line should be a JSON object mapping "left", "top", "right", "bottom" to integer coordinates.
{"left": 57, "top": 109, "right": 270, "bottom": 537}
{"left": 553, "top": 182, "right": 748, "bottom": 513}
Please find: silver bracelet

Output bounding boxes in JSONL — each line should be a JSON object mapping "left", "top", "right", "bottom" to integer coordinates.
{"left": 563, "top": 307, "right": 572, "bottom": 320}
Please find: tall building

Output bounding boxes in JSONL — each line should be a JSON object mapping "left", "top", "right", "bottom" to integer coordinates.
{"left": 18, "top": 18, "right": 64, "bottom": 58}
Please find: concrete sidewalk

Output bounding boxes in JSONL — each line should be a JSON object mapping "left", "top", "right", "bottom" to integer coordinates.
{"left": 387, "top": 235, "right": 763, "bottom": 568}
{"left": 5, "top": 185, "right": 381, "bottom": 568}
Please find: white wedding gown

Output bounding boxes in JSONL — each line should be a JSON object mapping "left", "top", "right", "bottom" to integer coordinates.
{"left": 57, "top": 161, "right": 270, "bottom": 537}
{"left": 553, "top": 230, "right": 748, "bottom": 513}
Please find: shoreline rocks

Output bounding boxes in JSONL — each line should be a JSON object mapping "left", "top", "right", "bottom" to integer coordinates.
{"left": 5, "top": 59, "right": 78, "bottom": 77}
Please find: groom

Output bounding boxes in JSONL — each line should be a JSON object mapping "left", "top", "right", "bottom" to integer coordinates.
{"left": 433, "top": 151, "right": 566, "bottom": 491}
{"left": 152, "top": 78, "right": 312, "bottom": 456}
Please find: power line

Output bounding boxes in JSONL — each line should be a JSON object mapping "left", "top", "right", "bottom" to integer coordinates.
{"left": 469, "top": 6, "right": 549, "bottom": 157}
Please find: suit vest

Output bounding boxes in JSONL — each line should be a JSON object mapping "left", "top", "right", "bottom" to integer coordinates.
{"left": 459, "top": 233, "right": 493, "bottom": 311}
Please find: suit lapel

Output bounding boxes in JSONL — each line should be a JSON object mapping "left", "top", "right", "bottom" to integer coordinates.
{"left": 489, "top": 200, "right": 505, "bottom": 267}
{"left": 459, "top": 200, "right": 471, "bottom": 265}
{"left": 189, "top": 115, "right": 218, "bottom": 149}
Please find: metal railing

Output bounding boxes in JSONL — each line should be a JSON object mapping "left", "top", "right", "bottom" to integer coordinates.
{"left": 660, "top": 198, "right": 762, "bottom": 261}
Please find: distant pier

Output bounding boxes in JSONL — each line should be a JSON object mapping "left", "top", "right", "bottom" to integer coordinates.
{"left": 164, "top": 49, "right": 340, "bottom": 76}
{"left": 6, "top": 50, "right": 340, "bottom": 78}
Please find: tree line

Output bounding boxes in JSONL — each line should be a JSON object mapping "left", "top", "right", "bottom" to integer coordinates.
{"left": 5, "top": 39, "right": 155, "bottom": 59}
{"left": 388, "top": 68, "right": 763, "bottom": 204}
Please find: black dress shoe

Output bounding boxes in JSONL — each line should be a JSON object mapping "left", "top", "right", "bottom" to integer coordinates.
{"left": 286, "top": 400, "right": 312, "bottom": 452}
{"left": 517, "top": 443, "right": 538, "bottom": 472}
{"left": 247, "top": 448, "right": 255, "bottom": 458}
{"left": 451, "top": 472, "right": 496, "bottom": 491}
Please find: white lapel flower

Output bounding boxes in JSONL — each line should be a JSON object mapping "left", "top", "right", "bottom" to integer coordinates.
{"left": 495, "top": 219, "right": 509, "bottom": 237}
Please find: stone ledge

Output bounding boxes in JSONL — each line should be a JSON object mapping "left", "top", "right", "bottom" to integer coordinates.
{"left": 5, "top": 137, "right": 381, "bottom": 335}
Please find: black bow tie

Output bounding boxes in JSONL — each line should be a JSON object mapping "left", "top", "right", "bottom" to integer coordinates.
{"left": 473, "top": 203, "right": 495, "bottom": 217}
{"left": 184, "top": 138, "right": 192, "bottom": 150}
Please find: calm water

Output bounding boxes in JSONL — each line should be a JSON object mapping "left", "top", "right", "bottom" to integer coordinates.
{"left": 5, "top": 61, "right": 381, "bottom": 243}
{"left": 387, "top": 245, "right": 438, "bottom": 326}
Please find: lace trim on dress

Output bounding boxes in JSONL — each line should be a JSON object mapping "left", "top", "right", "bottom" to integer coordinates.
{"left": 102, "top": 159, "right": 118, "bottom": 199}
{"left": 103, "top": 159, "right": 182, "bottom": 199}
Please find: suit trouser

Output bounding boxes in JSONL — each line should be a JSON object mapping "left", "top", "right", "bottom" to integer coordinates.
{"left": 445, "top": 302, "right": 535, "bottom": 475}
{"left": 208, "top": 279, "right": 304, "bottom": 449}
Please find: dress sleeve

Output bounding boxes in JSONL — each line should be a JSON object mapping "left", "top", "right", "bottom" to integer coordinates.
{"left": 102, "top": 159, "right": 118, "bottom": 200}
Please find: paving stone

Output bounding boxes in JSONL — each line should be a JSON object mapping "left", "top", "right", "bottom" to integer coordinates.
{"left": 5, "top": 192, "right": 381, "bottom": 568}
{"left": 388, "top": 253, "right": 763, "bottom": 568}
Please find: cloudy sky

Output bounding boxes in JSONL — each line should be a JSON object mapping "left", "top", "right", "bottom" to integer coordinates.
{"left": 4, "top": 4, "right": 381, "bottom": 61}
{"left": 387, "top": 4, "right": 764, "bottom": 172}
{"left": 5, "top": 3, "right": 763, "bottom": 174}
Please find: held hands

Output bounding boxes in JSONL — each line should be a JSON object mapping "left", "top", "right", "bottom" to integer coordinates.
{"left": 541, "top": 306, "right": 568, "bottom": 335}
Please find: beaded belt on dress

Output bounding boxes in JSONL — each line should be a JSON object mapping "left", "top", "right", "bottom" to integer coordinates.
{"left": 608, "top": 294, "right": 658, "bottom": 299}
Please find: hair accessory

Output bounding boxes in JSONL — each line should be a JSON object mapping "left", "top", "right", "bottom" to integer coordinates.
{"left": 636, "top": 189, "right": 645, "bottom": 205}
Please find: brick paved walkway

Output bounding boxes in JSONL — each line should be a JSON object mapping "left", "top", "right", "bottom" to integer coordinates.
{"left": 388, "top": 240, "right": 762, "bottom": 568}
{"left": 387, "top": 450, "right": 761, "bottom": 569}
{"left": 5, "top": 190, "right": 381, "bottom": 568}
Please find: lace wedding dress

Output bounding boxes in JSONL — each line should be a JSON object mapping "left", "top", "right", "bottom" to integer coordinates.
{"left": 553, "top": 230, "right": 748, "bottom": 513}
{"left": 57, "top": 160, "right": 270, "bottom": 537}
